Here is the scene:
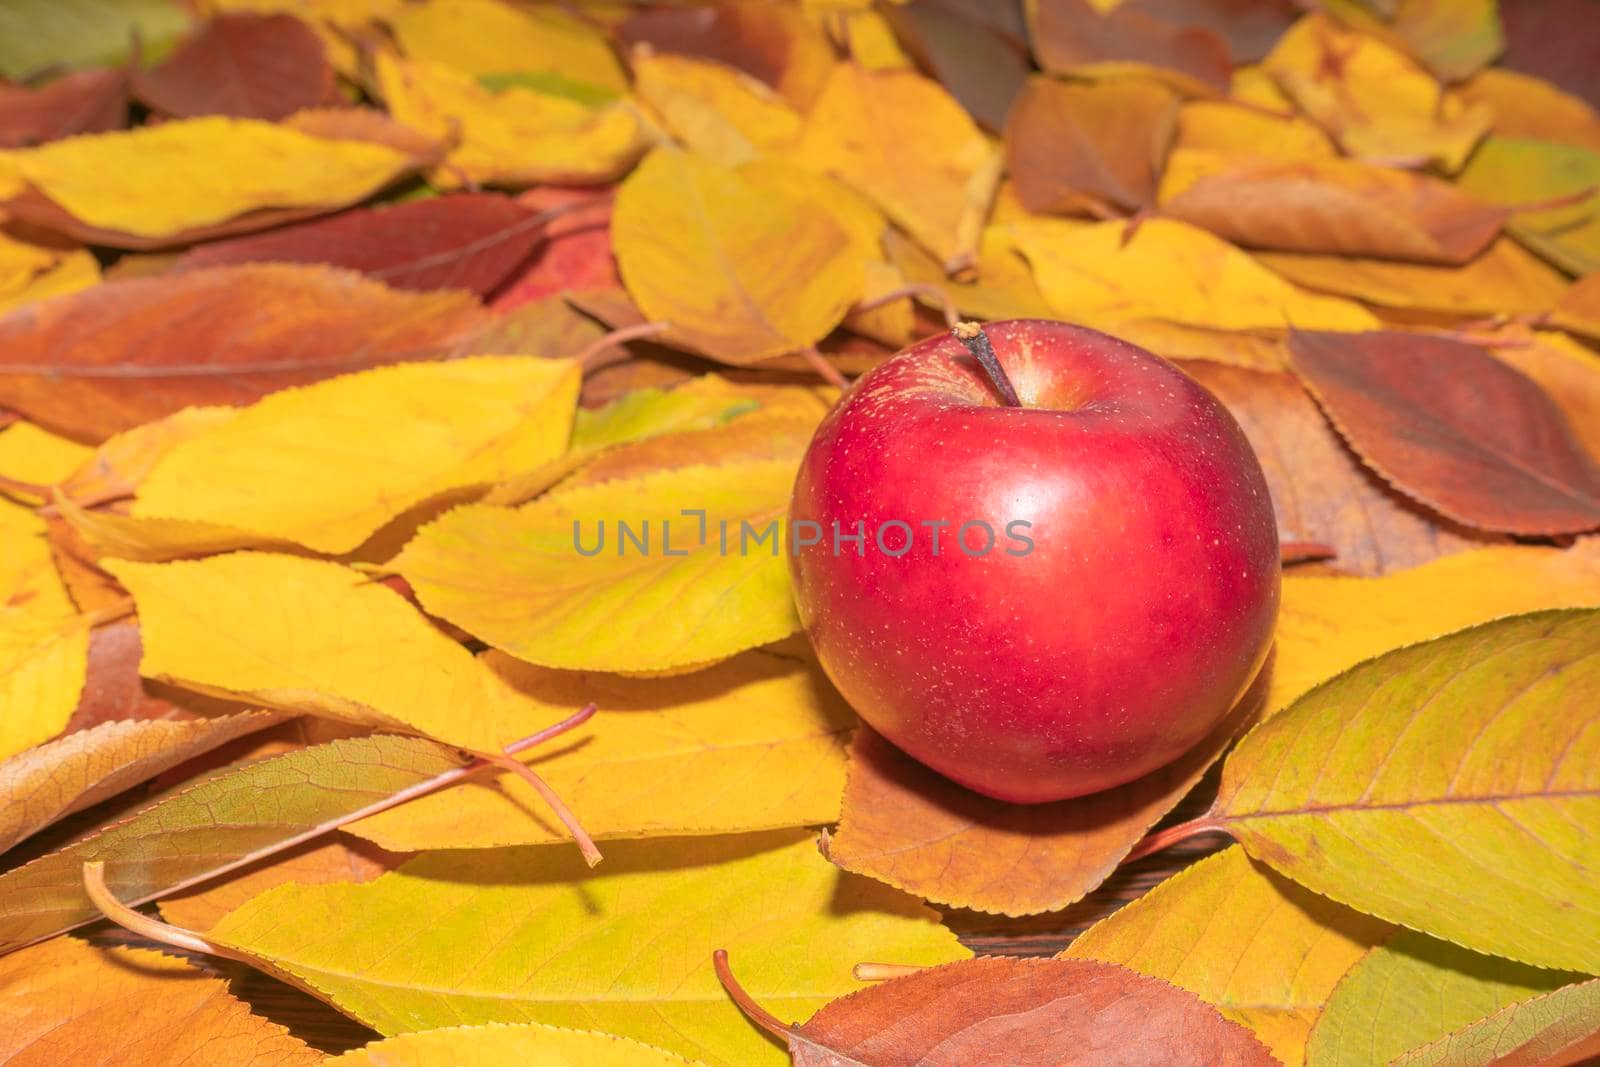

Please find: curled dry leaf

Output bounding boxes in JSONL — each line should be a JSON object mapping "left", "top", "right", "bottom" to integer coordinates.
{"left": 0, "top": 710, "right": 279, "bottom": 855}
{"left": 794, "top": 65, "right": 1000, "bottom": 273}
{"left": 824, "top": 661, "right": 1265, "bottom": 917}
{"left": 1212, "top": 608, "right": 1600, "bottom": 973}
{"left": 1389, "top": 978, "right": 1600, "bottom": 1067}
{"left": 132, "top": 13, "right": 336, "bottom": 121}
{"left": 0, "top": 264, "right": 489, "bottom": 442}
{"left": 1306, "top": 930, "right": 1583, "bottom": 1067}
{"left": 1159, "top": 152, "right": 1507, "bottom": 264}
{"left": 1004, "top": 75, "right": 1179, "bottom": 217}
{"left": 0, "top": 116, "right": 426, "bottom": 248}
{"left": 612, "top": 149, "right": 862, "bottom": 363}
{"left": 1027, "top": 0, "right": 1233, "bottom": 95}
{"left": 205, "top": 833, "right": 967, "bottom": 1067}
{"left": 733, "top": 955, "right": 1277, "bottom": 1066}
{"left": 172, "top": 192, "right": 545, "bottom": 296}
{"left": 1179, "top": 360, "right": 1493, "bottom": 577}
{"left": 0, "top": 937, "right": 320, "bottom": 1065}
{"left": 348, "top": 642, "right": 852, "bottom": 850}
{"left": 331, "top": 1024, "right": 705, "bottom": 1067}
{"left": 0, "top": 68, "right": 127, "bottom": 148}
{"left": 1065, "top": 846, "right": 1391, "bottom": 1067}
{"left": 394, "top": 417, "right": 810, "bottom": 672}
{"left": 1287, "top": 330, "right": 1600, "bottom": 536}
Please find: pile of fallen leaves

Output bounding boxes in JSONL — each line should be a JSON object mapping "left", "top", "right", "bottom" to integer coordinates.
{"left": 0, "top": 0, "right": 1597, "bottom": 1064}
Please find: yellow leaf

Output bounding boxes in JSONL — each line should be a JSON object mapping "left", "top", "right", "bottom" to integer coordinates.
{"left": 1064, "top": 847, "right": 1391, "bottom": 1066}
{"left": 631, "top": 53, "right": 802, "bottom": 168}
{"left": 1216, "top": 609, "right": 1600, "bottom": 972}
{"left": 1457, "top": 67, "right": 1600, "bottom": 153}
{"left": 332, "top": 1024, "right": 705, "bottom": 1067}
{"left": 375, "top": 52, "right": 653, "bottom": 188}
{"left": 886, "top": 225, "right": 1054, "bottom": 322}
{"left": 393, "top": 417, "right": 810, "bottom": 672}
{"left": 105, "top": 552, "right": 578, "bottom": 752}
{"left": 1173, "top": 101, "right": 1336, "bottom": 161}
{"left": 0, "top": 420, "right": 92, "bottom": 486}
{"left": 1390, "top": 979, "right": 1600, "bottom": 1067}
{"left": 1272, "top": 542, "right": 1600, "bottom": 718}
{"left": 348, "top": 640, "right": 853, "bottom": 849}
{"left": 208, "top": 833, "right": 969, "bottom": 1066}
{"left": 388, "top": 0, "right": 626, "bottom": 93}
{"left": 838, "top": 10, "right": 914, "bottom": 70}
{"left": 0, "top": 117, "right": 418, "bottom": 239}
{"left": 0, "top": 504, "right": 73, "bottom": 621}
{"left": 0, "top": 610, "right": 89, "bottom": 760}
{"left": 0, "top": 232, "right": 100, "bottom": 315}
{"left": 612, "top": 148, "right": 863, "bottom": 363}
{"left": 1305, "top": 931, "right": 1581, "bottom": 1067}
{"left": 0, "top": 938, "right": 319, "bottom": 1064}
{"left": 1008, "top": 217, "right": 1378, "bottom": 351}
{"left": 73, "top": 357, "right": 581, "bottom": 558}
{"left": 794, "top": 65, "right": 1000, "bottom": 272}
{"left": 160, "top": 834, "right": 396, "bottom": 932}
{"left": 58, "top": 406, "right": 238, "bottom": 505}
{"left": 1263, "top": 14, "right": 1491, "bottom": 172}
{"left": 1256, "top": 238, "right": 1569, "bottom": 317}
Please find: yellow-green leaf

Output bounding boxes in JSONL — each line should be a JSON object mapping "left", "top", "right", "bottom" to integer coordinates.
{"left": 1306, "top": 930, "right": 1583, "bottom": 1067}
{"left": 1214, "top": 609, "right": 1600, "bottom": 972}
{"left": 1063, "top": 846, "right": 1391, "bottom": 1067}
{"left": 348, "top": 641, "right": 852, "bottom": 849}
{"left": 1390, "top": 978, "right": 1600, "bottom": 1066}
{"left": 612, "top": 148, "right": 863, "bottom": 363}
{"left": 106, "top": 552, "right": 577, "bottom": 752}
{"left": 394, "top": 417, "right": 810, "bottom": 672}
{"left": 0, "top": 733, "right": 468, "bottom": 954}
{"left": 1457, "top": 137, "right": 1600, "bottom": 276}
{"left": 79, "top": 357, "right": 579, "bottom": 557}
{"left": 208, "top": 832, "right": 969, "bottom": 1066}
{"left": 387, "top": 0, "right": 625, "bottom": 93}
{"left": 332, "top": 1023, "right": 705, "bottom": 1066}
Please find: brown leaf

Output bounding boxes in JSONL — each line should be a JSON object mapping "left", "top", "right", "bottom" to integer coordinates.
{"left": 0, "top": 69, "right": 127, "bottom": 148}
{"left": 882, "top": 2, "right": 1030, "bottom": 132}
{"left": 1005, "top": 75, "right": 1178, "bottom": 216}
{"left": 1160, "top": 154, "right": 1506, "bottom": 264}
{"left": 173, "top": 193, "right": 545, "bottom": 296}
{"left": 774, "top": 956, "right": 1277, "bottom": 1065}
{"left": 1121, "top": 0, "right": 1297, "bottom": 64}
{"left": 1287, "top": 330, "right": 1600, "bottom": 535}
{"left": 1492, "top": 329, "right": 1600, "bottom": 464}
{"left": 1549, "top": 271, "right": 1600, "bottom": 342}
{"left": 0, "top": 264, "right": 489, "bottom": 441}
{"left": 1498, "top": 0, "right": 1600, "bottom": 110}
{"left": 824, "top": 664, "right": 1266, "bottom": 916}
{"left": 616, "top": 3, "right": 835, "bottom": 110}
{"left": 132, "top": 13, "right": 337, "bottom": 121}
{"left": 1181, "top": 359, "right": 1495, "bottom": 576}
{"left": 65, "top": 620, "right": 205, "bottom": 731}
{"left": 1029, "top": 0, "right": 1232, "bottom": 95}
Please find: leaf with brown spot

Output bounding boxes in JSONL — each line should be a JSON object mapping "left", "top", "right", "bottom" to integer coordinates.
{"left": 823, "top": 664, "right": 1265, "bottom": 916}
{"left": 172, "top": 193, "right": 545, "bottom": 296}
{"left": 1160, "top": 153, "right": 1507, "bottom": 264}
{"left": 1004, "top": 75, "right": 1179, "bottom": 216}
{"left": 1286, "top": 330, "right": 1600, "bottom": 535}
{"left": 0, "top": 264, "right": 490, "bottom": 441}
{"left": 753, "top": 956, "right": 1278, "bottom": 1065}
{"left": 132, "top": 13, "right": 337, "bottom": 120}
{"left": 1180, "top": 359, "right": 1494, "bottom": 576}
{"left": 0, "top": 69, "right": 127, "bottom": 148}
{"left": 1028, "top": 0, "right": 1233, "bottom": 95}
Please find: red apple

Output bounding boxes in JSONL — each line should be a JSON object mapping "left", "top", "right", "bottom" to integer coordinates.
{"left": 789, "top": 319, "right": 1279, "bottom": 803}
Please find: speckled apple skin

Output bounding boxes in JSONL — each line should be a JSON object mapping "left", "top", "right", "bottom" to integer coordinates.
{"left": 789, "top": 319, "right": 1279, "bottom": 803}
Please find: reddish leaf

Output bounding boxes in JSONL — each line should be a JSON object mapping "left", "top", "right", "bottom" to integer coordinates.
{"left": 132, "top": 14, "right": 336, "bottom": 121}
{"left": 1499, "top": 0, "right": 1600, "bottom": 109}
{"left": 749, "top": 956, "right": 1277, "bottom": 1065}
{"left": 0, "top": 69, "right": 127, "bottom": 148}
{"left": 65, "top": 621, "right": 201, "bottom": 733}
{"left": 1287, "top": 330, "right": 1600, "bottom": 536}
{"left": 174, "top": 193, "right": 544, "bottom": 296}
{"left": 1029, "top": 0, "right": 1232, "bottom": 94}
{"left": 1121, "top": 0, "right": 1296, "bottom": 63}
{"left": 1181, "top": 360, "right": 1495, "bottom": 576}
{"left": 883, "top": 2, "right": 1030, "bottom": 132}
{"left": 0, "top": 264, "right": 490, "bottom": 441}
{"left": 1005, "top": 75, "right": 1178, "bottom": 215}
{"left": 491, "top": 187, "right": 618, "bottom": 310}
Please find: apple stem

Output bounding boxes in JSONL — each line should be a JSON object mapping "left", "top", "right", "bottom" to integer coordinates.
{"left": 1123, "top": 817, "right": 1230, "bottom": 864}
{"left": 714, "top": 949, "right": 794, "bottom": 1041}
{"left": 953, "top": 322, "right": 1021, "bottom": 407}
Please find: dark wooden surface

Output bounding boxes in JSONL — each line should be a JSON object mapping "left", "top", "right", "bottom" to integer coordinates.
{"left": 83, "top": 773, "right": 1228, "bottom": 1056}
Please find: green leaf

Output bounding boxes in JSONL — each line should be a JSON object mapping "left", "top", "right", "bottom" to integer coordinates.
{"left": 478, "top": 70, "right": 620, "bottom": 107}
{"left": 1457, "top": 137, "right": 1600, "bottom": 275}
{"left": 1213, "top": 608, "right": 1600, "bottom": 972}
{"left": 1390, "top": 977, "right": 1600, "bottom": 1066}
{"left": 207, "top": 832, "right": 969, "bottom": 1067}
{"left": 1305, "top": 930, "right": 1583, "bottom": 1066}
{"left": 0, "top": 0, "right": 189, "bottom": 78}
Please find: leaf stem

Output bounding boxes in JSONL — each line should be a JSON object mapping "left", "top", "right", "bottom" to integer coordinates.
{"left": 575, "top": 321, "right": 672, "bottom": 374}
{"left": 800, "top": 346, "right": 850, "bottom": 390}
{"left": 853, "top": 283, "right": 960, "bottom": 331}
{"left": 477, "top": 751, "right": 603, "bottom": 867}
{"left": 83, "top": 861, "right": 249, "bottom": 962}
{"left": 1122, "top": 817, "right": 1230, "bottom": 864}
{"left": 0, "top": 472, "right": 50, "bottom": 506}
{"left": 853, "top": 962, "right": 925, "bottom": 981}
{"left": 952, "top": 322, "right": 1021, "bottom": 407}
{"left": 713, "top": 949, "right": 793, "bottom": 1042}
